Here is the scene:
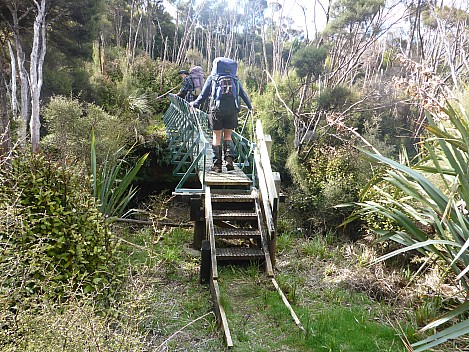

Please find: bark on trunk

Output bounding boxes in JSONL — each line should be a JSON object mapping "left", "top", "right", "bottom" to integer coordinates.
{"left": 8, "top": 3, "right": 30, "bottom": 144}
{"left": 0, "top": 52, "right": 11, "bottom": 156}
{"left": 7, "top": 41, "right": 18, "bottom": 122}
{"left": 29, "top": 0, "right": 47, "bottom": 153}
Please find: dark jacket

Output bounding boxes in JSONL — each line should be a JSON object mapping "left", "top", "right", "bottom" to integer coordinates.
{"left": 177, "top": 76, "right": 195, "bottom": 102}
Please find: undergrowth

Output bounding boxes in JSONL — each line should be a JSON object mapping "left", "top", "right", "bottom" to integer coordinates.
{"left": 2, "top": 196, "right": 465, "bottom": 351}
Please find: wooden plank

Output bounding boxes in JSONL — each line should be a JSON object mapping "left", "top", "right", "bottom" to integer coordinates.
{"left": 254, "top": 151, "right": 276, "bottom": 236}
{"left": 198, "top": 153, "right": 252, "bottom": 187}
{"left": 203, "top": 169, "right": 252, "bottom": 186}
{"left": 211, "top": 279, "right": 233, "bottom": 348}
{"left": 255, "top": 119, "right": 278, "bottom": 208}
{"left": 204, "top": 186, "right": 218, "bottom": 279}
{"left": 254, "top": 198, "right": 274, "bottom": 277}
{"left": 271, "top": 278, "right": 305, "bottom": 332}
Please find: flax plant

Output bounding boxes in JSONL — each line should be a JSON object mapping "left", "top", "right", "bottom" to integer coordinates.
{"left": 91, "top": 131, "right": 149, "bottom": 220}
{"left": 347, "top": 104, "right": 469, "bottom": 351}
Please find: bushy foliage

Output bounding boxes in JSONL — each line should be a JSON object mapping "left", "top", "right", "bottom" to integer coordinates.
{"left": 251, "top": 73, "right": 300, "bottom": 176}
{"left": 0, "top": 151, "right": 116, "bottom": 300}
{"left": 349, "top": 103, "right": 469, "bottom": 350}
{"left": 42, "top": 95, "right": 130, "bottom": 164}
{"left": 316, "top": 85, "right": 353, "bottom": 111}
{"left": 92, "top": 51, "right": 181, "bottom": 116}
{"left": 43, "top": 48, "right": 93, "bottom": 101}
{"left": 291, "top": 45, "right": 328, "bottom": 78}
{"left": 287, "top": 145, "right": 366, "bottom": 235}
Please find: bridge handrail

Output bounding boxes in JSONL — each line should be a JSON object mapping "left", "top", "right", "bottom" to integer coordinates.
{"left": 163, "top": 94, "right": 209, "bottom": 193}
{"left": 254, "top": 119, "right": 279, "bottom": 248}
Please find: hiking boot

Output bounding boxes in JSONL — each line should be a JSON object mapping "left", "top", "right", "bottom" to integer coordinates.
{"left": 212, "top": 145, "right": 222, "bottom": 173}
{"left": 225, "top": 156, "right": 234, "bottom": 171}
{"left": 212, "top": 163, "right": 222, "bottom": 173}
{"left": 223, "top": 140, "right": 235, "bottom": 171}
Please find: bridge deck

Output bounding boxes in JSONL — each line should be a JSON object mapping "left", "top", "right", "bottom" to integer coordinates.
{"left": 200, "top": 160, "right": 251, "bottom": 187}
{"left": 198, "top": 134, "right": 252, "bottom": 187}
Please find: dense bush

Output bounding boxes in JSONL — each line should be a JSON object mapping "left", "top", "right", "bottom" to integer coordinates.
{"left": 0, "top": 151, "right": 117, "bottom": 300}
{"left": 92, "top": 51, "right": 181, "bottom": 116}
{"left": 42, "top": 95, "right": 130, "bottom": 164}
{"left": 287, "top": 145, "right": 367, "bottom": 236}
{"left": 251, "top": 73, "right": 300, "bottom": 177}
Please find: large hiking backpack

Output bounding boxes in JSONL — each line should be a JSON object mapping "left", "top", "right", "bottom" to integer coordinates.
{"left": 210, "top": 57, "right": 240, "bottom": 111}
{"left": 189, "top": 66, "right": 205, "bottom": 96}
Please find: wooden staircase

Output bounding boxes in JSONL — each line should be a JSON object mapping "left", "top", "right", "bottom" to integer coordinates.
{"left": 185, "top": 121, "right": 280, "bottom": 347}
{"left": 207, "top": 187, "right": 273, "bottom": 276}
{"left": 198, "top": 182, "right": 273, "bottom": 348}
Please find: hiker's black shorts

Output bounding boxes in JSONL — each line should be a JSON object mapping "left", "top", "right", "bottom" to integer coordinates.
{"left": 209, "top": 109, "right": 238, "bottom": 130}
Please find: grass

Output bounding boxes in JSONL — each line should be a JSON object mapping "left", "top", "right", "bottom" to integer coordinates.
{"left": 6, "top": 198, "right": 465, "bottom": 351}
{"left": 215, "top": 265, "right": 410, "bottom": 352}
{"left": 111, "top": 220, "right": 416, "bottom": 351}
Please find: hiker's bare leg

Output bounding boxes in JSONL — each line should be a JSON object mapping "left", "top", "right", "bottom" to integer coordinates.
{"left": 223, "top": 129, "right": 232, "bottom": 141}
{"left": 213, "top": 129, "right": 223, "bottom": 146}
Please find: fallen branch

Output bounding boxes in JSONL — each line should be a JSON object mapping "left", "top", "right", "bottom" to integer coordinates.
{"left": 114, "top": 218, "right": 192, "bottom": 227}
{"left": 156, "top": 312, "right": 214, "bottom": 352}
{"left": 271, "top": 278, "right": 305, "bottom": 332}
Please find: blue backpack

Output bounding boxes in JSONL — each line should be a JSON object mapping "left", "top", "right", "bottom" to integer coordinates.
{"left": 210, "top": 57, "right": 240, "bottom": 110}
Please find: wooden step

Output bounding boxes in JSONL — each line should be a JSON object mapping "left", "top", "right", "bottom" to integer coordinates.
{"left": 211, "top": 193, "right": 254, "bottom": 203}
{"left": 212, "top": 209, "right": 257, "bottom": 221}
{"left": 216, "top": 247, "right": 264, "bottom": 261}
{"left": 214, "top": 227, "right": 261, "bottom": 239}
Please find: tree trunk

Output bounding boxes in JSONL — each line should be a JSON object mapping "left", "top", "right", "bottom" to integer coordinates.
{"left": 127, "top": 0, "right": 135, "bottom": 56}
{"left": 261, "top": 18, "right": 269, "bottom": 72}
{"left": 0, "top": 52, "right": 11, "bottom": 156}
{"left": 29, "top": 0, "right": 47, "bottom": 153}
{"left": 8, "top": 3, "right": 30, "bottom": 145}
{"left": 7, "top": 41, "right": 18, "bottom": 122}
{"left": 297, "top": 73, "right": 311, "bottom": 114}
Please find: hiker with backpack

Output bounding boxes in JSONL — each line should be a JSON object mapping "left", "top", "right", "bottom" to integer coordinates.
{"left": 190, "top": 57, "right": 253, "bottom": 173}
{"left": 176, "top": 69, "right": 194, "bottom": 102}
{"left": 176, "top": 66, "right": 205, "bottom": 103}
{"left": 189, "top": 66, "right": 205, "bottom": 96}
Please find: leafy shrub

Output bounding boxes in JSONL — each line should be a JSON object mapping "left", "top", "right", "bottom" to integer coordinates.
{"left": 93, "top": 52, "right": 181, "bottom": 116}
{"left": 287, "top": 145, "right": 366, "bottom": 235}
{"left": 291, "top": 45, "right": 328, "bottom": 78}
{"left": 251, "top": 73, "right": 300, "bottom": 176}
{"left": 316, "top": 85, "right": 353, "bottom": 111}
{"left": 42, "top": 95, "right": 130, "bottom": 164}
{"left": 0, "top": 151, "right": 116, "bottom": 300}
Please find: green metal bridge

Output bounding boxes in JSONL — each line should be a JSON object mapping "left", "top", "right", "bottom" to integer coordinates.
{"left": 163, "top": 93, "right": 257, "bottom": 194}
{"left": 162, "top": 94, "right": 301, "bottom": 347}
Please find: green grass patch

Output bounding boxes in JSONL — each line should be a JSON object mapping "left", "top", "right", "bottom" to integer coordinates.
{"left": 216, "top": 264, "right": 409, "bottom": 352}
{"left": 301, "top": 307, "right": 406, "bottom": 352}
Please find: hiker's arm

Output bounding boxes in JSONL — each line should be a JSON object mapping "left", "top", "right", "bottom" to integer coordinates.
{"left": 192, "top": 77, "right": 212, "bottom": 108}
{"left": 239, "top": 84, "right": 253, "bottom": 110}
{"left": 177, "top": 77, "right": 192, "bottom": 97}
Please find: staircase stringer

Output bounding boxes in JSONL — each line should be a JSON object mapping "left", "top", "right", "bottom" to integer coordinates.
{"left": 254, "top": 196, "right": 274, "bottom": 277}
{"left": 205, "top": 185, "right": 233, "bottom": 348}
